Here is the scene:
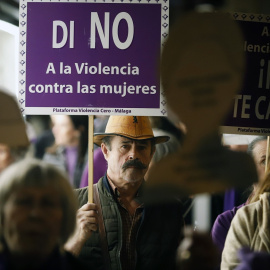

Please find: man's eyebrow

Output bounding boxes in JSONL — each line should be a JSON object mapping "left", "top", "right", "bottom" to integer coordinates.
{"left": 120, "top": 139, "right": 149, "bottom": 145}
{"left": 121, "top": 139, "right": 133, "bottom": 144}
{"left": 135, "top": 140, "right": 150, "bottom": 146}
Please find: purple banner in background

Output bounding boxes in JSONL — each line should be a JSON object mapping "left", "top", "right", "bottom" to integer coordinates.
{"left": 221, "top": 13, "right": 270, "bottom": 135}
{"left": 21, "top": 1, "right": 165, "bottom": 114}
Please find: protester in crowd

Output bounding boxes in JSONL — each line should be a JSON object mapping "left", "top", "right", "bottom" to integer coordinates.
{"left": 0, "top": 143, "right": 28, "bottom": 174}
{"left": 0, "top": 144, "right": 13, "bottom": 173}
{"left": 79, "top": 147, "right": 107, "bottom": 187}
{"left": 176, "top": 170, "right": 270, "bottom": 270}
{"left": 221, "top": 167, "right": 270, "bottom": 270}
{"left": 34, "top": 129, "right": 55, "bottom": 159}
{"left": 247, "top": 136, "right": 268, "bottom": 183}
{"left": 26, "top": 115, "right": 55, "bottom": 159}
{"left": 80, "top": 115, "right": 185, "bottom": 187}
{"left": 43, "top": 115, "right": 88, "bottom": 188}
{"left": 211, "top": 136, "right": 267, "bottom": 256}
{"left": 0, "top": 158, "right": 89, "bottom": 270}
{"left": 65, "top": 115, "right": 184, "bottom": 270}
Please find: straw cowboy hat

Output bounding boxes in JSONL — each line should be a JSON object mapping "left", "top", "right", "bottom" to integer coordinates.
{"left": 0, "top": 91, "right": 29, "bottom": 147}
{"left": 93, "top": 116, "right": 169, "bottom": 147}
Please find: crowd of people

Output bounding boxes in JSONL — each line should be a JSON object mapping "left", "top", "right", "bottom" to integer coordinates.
{"left": 1, "top": 88, "right": 270, "bottom": 270}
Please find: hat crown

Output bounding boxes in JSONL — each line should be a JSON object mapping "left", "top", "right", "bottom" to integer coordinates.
{"left": 93, "top": 116, "right": 170, "bottom": 146}
{"left": 0, "top": 91, "right": 29, "bottom": 147}
{"left": 105, "top": 116, "right": 154, "bottom": 139}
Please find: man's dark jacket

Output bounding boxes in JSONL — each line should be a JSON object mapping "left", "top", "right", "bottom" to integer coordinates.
{"left": 76, "top": 176, "right": 184, "bottom": 270}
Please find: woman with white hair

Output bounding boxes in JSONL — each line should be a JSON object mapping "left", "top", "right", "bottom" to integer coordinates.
{"left": 0, "top": 158, "right": 89, "bottom": 270}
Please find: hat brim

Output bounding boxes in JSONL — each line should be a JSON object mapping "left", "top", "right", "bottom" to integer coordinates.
{"left": 93, "top": 133, "right": 170, "bottom": 147}
{"left": 0, "top": 122, "right": 29, "bottom": 147}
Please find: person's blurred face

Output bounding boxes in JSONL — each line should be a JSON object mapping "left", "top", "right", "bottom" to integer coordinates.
{"left": 0, "top": 144, "right": 14, "bottom": 173}
{"left": 227, "top": 144, "right": 248, "bottom": 152}
{"left": 51, "top": 115, "right": 79, "bottom": 147}
{"left": 2, "top": 186, "right": 63, "bottom": 259}
{"left": 252, "top": 140, "right": 267, "bottom": 182}
{"left": 102, "top": 136, "right": 154, "bottom": 185}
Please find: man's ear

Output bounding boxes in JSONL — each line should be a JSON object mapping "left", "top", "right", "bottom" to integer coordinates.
{"left": 151, "top": 145, "right": 156, "bottom": 159}
{"left": 101, "top": 143, "right": 109, "bottom": 160}
{"left": 0, "top": 211, "right": 4, "bottom": 228}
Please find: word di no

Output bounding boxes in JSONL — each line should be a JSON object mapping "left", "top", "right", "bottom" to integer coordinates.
{"left": 52, "top": 12, "right": 134, "bottom": 50}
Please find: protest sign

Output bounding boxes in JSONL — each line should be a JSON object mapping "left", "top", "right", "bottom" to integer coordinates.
{"left": 221, "top": 13, "right": 270, "bottom": 135}
{"left": 18, "top": 0, "right": 169, "bottom": 116}
{"left": 19, "top": 0, "right": 169, "bottom": 202}
{"left": 146, "top": 12, "right": 258, "bottom": 200}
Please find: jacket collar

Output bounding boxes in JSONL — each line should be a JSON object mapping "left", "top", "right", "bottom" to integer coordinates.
{"left": 102, "top": 174, "right": 145, "bottom": 200}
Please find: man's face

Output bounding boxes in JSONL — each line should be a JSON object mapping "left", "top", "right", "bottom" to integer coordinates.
{"left": 101, "top": 136, "right": 154, "bottom": 184}
{"left": 252, "top": 140, "right": 267, "bottom": 182}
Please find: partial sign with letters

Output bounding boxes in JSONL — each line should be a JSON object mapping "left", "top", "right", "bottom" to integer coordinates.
{"left": 221, "top": 13, "right": 270, "bottom": 135}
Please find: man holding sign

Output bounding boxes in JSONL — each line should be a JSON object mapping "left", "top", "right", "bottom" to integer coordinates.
{"left": 65, "top": 116, "right": 184, "bottom": 270}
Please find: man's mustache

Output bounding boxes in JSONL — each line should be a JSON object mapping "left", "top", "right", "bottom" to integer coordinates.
{"left": 122, "top": 159, "right": 147, "bottom": 171}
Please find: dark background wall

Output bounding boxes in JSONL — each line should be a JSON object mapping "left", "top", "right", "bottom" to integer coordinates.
{"left": 2, "top": 0, "right": 270, "bottom": 28}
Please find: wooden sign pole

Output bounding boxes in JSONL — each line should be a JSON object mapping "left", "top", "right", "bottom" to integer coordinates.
{"left": 88, "top": 115, "right": 94, "bottom": 203}
{"left": 265, "top": 136, "right": 270, "bottom": 173}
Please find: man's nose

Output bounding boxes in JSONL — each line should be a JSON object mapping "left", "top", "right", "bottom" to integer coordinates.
{"left": 29, "top": 204, "right": 43, "bottom": 218}
{"left": 128, "top": 144, "right": 138, "bottom": 160}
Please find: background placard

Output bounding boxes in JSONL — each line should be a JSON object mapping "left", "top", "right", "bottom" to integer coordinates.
{"left": 221, "top": 13, "right": 270, "bottom": 135}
